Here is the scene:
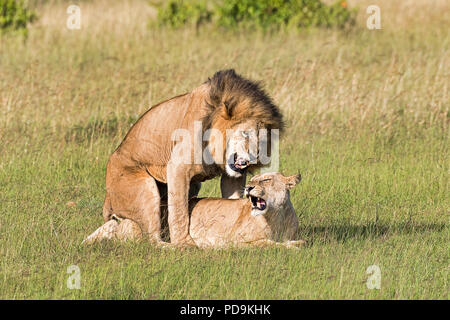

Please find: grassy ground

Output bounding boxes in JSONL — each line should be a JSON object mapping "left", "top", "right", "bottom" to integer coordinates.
{"left": 0, "top": 0, "right": 448, "bottom": 299}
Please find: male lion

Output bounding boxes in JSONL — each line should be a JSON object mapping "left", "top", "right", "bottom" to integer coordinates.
{"left": 103, "top": 69, "right": 283, "bottom": 246}
{"left": 84, "top": 172, "right": 305, "bottom": 249}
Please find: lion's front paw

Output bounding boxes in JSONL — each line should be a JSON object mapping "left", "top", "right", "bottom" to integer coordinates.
{"left": 172, "top": 235, "right": 197, "bottom": 248}
{"left": 156, "top": 237, "right": 197, "bottom": 250}
{"left": 154, "top": 241, "right": 176, "bottom": 250}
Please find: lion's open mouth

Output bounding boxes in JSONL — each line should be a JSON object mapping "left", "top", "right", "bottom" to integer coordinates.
{"left": 249, "top": 195, "right": 267, "bottom": 211}
{"left": 228, "top": 153, "right": 249, "bottom": 174}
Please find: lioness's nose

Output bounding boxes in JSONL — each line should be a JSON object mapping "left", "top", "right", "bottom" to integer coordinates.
{"left": 245, "top": 186, "right": 254, "bottom": 194}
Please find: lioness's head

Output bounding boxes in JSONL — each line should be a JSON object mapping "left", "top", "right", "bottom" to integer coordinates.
{"left": 203, "top": 69, "right": 284, "bottom": 178}
{"left": 244, "top": 172, "right": 301, "bottom": 216}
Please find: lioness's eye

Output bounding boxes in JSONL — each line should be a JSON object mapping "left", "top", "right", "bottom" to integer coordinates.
{"left": 241, "top": 131, "right": 248, "bottom": 138}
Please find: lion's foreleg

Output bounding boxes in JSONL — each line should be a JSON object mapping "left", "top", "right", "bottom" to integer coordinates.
{"left": 167, "top": 162, "right": 196, "bottom": 246}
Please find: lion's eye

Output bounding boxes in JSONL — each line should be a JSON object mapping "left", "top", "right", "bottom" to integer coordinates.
{"left": 261, "top": 178, "right": 272, "bottom": 182}
{"left": 241, "top": 131, "right": 249, "bottom": 138}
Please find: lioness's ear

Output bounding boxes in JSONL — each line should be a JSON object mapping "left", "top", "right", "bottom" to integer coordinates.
{"left": 285, "top": 174, "right": 301, "bottom": 190}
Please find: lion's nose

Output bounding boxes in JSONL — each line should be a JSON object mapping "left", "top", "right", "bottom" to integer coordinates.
{"left": 245, "top": 186, "right": 254, "bottom": 196}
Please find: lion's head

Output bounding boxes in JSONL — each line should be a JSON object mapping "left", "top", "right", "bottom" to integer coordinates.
{"left": 202, "top": 69, "right": 284, "bottom": 177}
{"left": 244, "top": 172, "right": 301, "bottom": 216}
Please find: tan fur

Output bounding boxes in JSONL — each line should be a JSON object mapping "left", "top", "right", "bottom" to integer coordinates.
{"left": 85, "top": 173, "right": 305, "bottom": 249}
{"left": 102, "top": 70, "right": 283, "bottom": 246}
{"left": 82, "top": 217, "right": 143, "bottom": 244}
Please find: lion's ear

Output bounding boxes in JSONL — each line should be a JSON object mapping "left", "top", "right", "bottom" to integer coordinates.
{"left": 285, "top": 174, "right": 301, "bottom": 190}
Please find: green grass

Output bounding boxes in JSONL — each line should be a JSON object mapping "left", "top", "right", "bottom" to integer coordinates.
{"left": 0, "top": 0, "right": 448, "bottom": 299}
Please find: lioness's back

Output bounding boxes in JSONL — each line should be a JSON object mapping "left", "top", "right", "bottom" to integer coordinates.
{"left": 189, "top": 198, "right": 268, "bottom": 247}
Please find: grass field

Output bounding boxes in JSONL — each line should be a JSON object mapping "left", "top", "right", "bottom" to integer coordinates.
{"left": 0, "top": 0, "right": 448, "bottom": 299}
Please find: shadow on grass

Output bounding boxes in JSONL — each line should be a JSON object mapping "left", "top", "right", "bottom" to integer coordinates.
{"left": 299, "top": 221, "right": 447, "bottom": 243}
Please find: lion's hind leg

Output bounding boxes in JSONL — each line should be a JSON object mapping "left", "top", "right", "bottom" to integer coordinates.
{"left": 108, "top": 167, "right": 163, "bottom": 243}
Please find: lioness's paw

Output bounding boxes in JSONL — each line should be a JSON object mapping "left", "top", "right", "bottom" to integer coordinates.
{"left": 153, "top": 240, "right": 196, "bottom": 251}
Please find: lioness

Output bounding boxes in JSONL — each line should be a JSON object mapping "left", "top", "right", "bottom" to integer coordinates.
{"left": 103, "top": 69, "right": 283, "bottom": 246}
{"left": 84, "top": 172, "right": 305, "bottom": 249}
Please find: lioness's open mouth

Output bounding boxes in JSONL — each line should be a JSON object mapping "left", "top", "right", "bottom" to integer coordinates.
{"left": 228, "top": 153, "right": 249, "bottom": 174}
{"left": 249, "top": 195, "right": 267, "bottom": 211}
